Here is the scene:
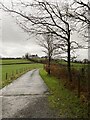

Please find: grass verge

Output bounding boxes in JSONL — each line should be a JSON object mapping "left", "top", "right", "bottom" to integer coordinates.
{"left": 39, "top": 68, "right": 88, "bottom": 118}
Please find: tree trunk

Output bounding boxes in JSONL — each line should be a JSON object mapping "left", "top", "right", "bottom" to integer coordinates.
{"left": 87, "top": 18, "right": 90, "bottom": 115}
{"left": 67, "top": 31, "right": 72, "bottom": 82}
{"left": 48, "top": 56, "right": 51, "bottom": 75}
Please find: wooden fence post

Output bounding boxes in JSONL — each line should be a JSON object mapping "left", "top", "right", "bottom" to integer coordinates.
{"left": 6, "top": 73, "right": 8, "bottom": 80}
{"left": 12, "top": 71, "right": 14, "bottom": 78}
{"left": 16, "top": 70, "right": 18, "bottom": 74}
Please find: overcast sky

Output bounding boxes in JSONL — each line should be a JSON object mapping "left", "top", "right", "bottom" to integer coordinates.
{"left": 1, "top": 12, "right": 45, "bottom": 58}
{"left": 0, "top": 0, "right": 88, "bottom": 60}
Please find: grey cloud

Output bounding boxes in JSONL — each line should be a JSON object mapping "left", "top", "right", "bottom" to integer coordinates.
{"left": 1, "top": 8, "right": 88, "bottom": 60}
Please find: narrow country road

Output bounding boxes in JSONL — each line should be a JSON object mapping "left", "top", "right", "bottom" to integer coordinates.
{"left": 0, "top": 69, "right": 58, "bottom": 119}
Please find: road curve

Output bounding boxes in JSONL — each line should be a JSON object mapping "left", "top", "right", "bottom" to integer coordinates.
{"left": 0, "top": 69, "right": 58, "bottom": 119}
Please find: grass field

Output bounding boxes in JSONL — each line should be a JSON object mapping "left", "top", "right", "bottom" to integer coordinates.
{"left": 40, "top": 68, "right": 88, "bottom": 118}
{"left": 0, "top": 59, "right": 32, "bottom": 65}
{"left": 0, "top": 59, "right": 43, "bottom": 88}
{"left": 56, "top": 60, "right": 87, "bottom": 70}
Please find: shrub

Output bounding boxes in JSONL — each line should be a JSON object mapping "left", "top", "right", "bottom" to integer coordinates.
{"left": 44, "top": 63, "right": 88, "bottom": 99}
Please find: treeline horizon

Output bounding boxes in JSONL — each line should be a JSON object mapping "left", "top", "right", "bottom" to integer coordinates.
{"left": 0, "top": 57, "right": 89, "bottom": 63}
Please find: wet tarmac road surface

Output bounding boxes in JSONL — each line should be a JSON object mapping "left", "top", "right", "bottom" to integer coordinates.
{"left": 0, "top": 69, "right": 59, "bottom": 119}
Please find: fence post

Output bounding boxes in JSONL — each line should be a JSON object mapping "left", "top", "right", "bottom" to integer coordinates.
{"left": 12, "top": 71, "right": 14, "bottom": 78}
{"left": 6, "top": 73, "right": 8, "bottom": 80}
{"left": 77, "top": 73, "right": 80, "bottom": 98}
{"left": 16, "top": 70, "right": 18, "bottom": 74}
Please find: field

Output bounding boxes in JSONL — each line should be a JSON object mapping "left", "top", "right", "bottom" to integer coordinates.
{"left": 0, "top": 59, "right": 32, "bottom": 65}
{"left": 56, "top": 59, "right": 87, "bottom": 70}
{"left": 0, "top": 59, "right": 43, "bottom": 88}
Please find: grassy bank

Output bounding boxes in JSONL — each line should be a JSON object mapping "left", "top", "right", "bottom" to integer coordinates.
{"left": 1, "top": 63, "right": 43, "bottom": 88}
{"left": 40, "top": 68, "right": 88, "bottom": 118}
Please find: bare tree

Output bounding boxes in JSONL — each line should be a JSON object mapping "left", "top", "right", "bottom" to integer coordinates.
{"left": 71, "top": 0, "right": 90, "bottom": 23}
{"left": 25, "top": 53, "right": 29, "bottom": 60}
{"left": 38, "top": 27, "right": 57, "bottom": 74}
{"left": 69, "top": 0, "right": 90, "bottom": 40}
{"left": 70, "top": 1, "right": 90, "bottom": 116}
{"left": 0, "top": 0, "right": 83, "bottom": 81}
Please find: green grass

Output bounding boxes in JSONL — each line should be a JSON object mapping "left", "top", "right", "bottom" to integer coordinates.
{"left": 56, "top": 59, "right": 87, "bottom": 70}
{"left": 40, "top": 68, "right": 88, "bottom": 118}
{"left": 1, "top": 62, "right": 43, "bottom": 88}
{"left": 0, "top": 59, "right": 31, "bottom": 65}
{"left": 71, "top": 63, "right": 88, "bottom": 70}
